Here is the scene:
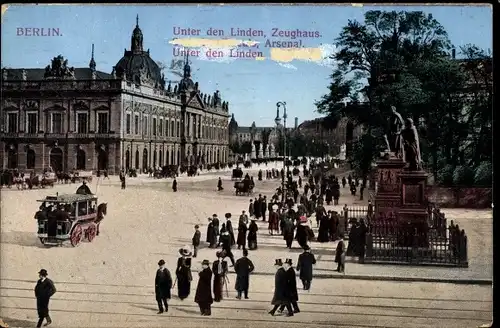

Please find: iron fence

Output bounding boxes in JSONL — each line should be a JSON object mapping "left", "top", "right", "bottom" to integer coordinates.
{"left": 365, "top": 221, "right": 468, "bottom": 267}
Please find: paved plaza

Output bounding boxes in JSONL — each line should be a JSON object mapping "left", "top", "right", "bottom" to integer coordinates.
{"left": 0, "top": 164, "right": 493, "bottom": 327}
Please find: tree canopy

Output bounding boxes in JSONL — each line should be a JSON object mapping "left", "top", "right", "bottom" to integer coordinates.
{"left": 316, "top": 10, "right": 492, "bottom": 185}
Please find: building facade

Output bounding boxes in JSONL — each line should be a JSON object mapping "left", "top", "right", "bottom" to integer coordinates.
{"left": 296, "top": 117, "right": 363, "bottom": 157}
{"left": 1, "top": 17, "right": 230, "bottom": 174}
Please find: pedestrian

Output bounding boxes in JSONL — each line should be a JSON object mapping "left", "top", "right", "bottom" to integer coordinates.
{"left": 247, "top": 218, "right": 259, "bottom": 250}
{"left": 239, "top": 210, "right": 249, "bottom": 225}
{"left": 155, "top": 259, "right": 173, "bottom": 314}
{"left": 237, "top": 219, "right": 247, "bottom": 250}
{"left": 192, "top": 225, "right": 201, "bottom": 258}
{"left": 195, "top": 259, "right": 213, "bottom": 316}
{"left": 212, "top": 251, "right": 228, "bottom": 302}
{"left": 335, "top": 238, "right": 346, "bottom": 273}
{"left": 225, "top": 213, "right": 236, "bottom": 246}
{"left": 220, "top": 231, "right": 236, "bottom": 266}
{"left": 176, "top": 246, "right": 193, "bottom": 300}
{"left": 234, "top": 249, "right": 254, "bottom": 299}
{"left": 248, "top": 199, "right": 255, "bottom": 218}
{"left": 217, "top": 177, "right": 223, "bottom": 191}
{"left": 172, "top": 178, "right": 177, "bottom": 192}
{"left": 34, "top": 269, "right": 56, "bottom": 328}
{"left": 206, "top": 218, "right": 217, "bottom": 248}
{"left": 283, "top": 217, "right": 294, "bottom": 249}
{"left": 261, "top": 195, "right": 267, "bottom": 222}
{"left": 119, "top": 170, "right": 126, "bottom": 189}
{"left": 296, "top": 245, "right": 316, "bottom": 290}
{"left": 278, "top": 259, "right": 300, "bottom": 314}
{"left": 269, "top": 259, "right": 293, "bottom": 317}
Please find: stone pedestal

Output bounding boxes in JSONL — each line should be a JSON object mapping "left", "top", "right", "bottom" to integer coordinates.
{"left": 398, "top": 170, "right": 429, "bottom": 247}
{"left": 373, "top": 154, "right": 406, "bottom": 222}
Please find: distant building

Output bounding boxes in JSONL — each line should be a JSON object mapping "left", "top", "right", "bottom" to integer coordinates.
{"left": 296, "top": 117, "right": 363, "bottom": 157}
{"left": 1, "top": 16, "right": 230, "bottom": 174}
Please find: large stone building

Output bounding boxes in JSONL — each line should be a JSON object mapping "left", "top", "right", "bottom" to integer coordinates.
{"left": 296, "top": 116, "right": 363, "bottom": 157}
{"left": 1, "top": 16, "right": 230, "bottom": 174}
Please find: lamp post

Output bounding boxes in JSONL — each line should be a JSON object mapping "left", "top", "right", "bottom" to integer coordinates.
{"left": 275, "top": 101, "right": 287, "bottom": 203}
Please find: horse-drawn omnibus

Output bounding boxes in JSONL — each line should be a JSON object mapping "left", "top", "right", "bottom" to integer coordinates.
{"left": 35, "top": 185, "right": 107, "bottom": 247}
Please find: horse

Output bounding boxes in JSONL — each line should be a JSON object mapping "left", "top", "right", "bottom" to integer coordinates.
{"left": 95, "top": 203, "right": 107, "bottom": 236}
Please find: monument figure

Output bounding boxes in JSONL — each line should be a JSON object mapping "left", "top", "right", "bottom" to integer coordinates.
{"left": 387, "top": 106, "right": 405, "bottom": 158}
{"left": 251, "top": 142, "right": 256, "bottom": 158}
{"left": 402, "top": 118, "right": 422, "bottom": 171}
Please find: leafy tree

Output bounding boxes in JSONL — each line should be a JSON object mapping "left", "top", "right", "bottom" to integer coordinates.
{"left": 240, "top": 141, "right": 252, "bottom": 154}
{"left": 316, "top": 10, "right": 492, "bottom": 184}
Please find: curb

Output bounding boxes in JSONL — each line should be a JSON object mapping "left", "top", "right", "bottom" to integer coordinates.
{"left": 247, "top": 271, "right": 492, "bottom": 285}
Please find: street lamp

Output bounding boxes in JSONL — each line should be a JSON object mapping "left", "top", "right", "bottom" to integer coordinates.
{"left": 275, "top": 101, "right": 287, "bottom": 203}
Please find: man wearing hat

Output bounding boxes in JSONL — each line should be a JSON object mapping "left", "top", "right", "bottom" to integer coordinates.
{"left": 212, "top": 251, "right": 229, "bottom": 302}
{"left": 269, "top": 259, "right": 293, "bottom": 317}
{"left": 195, "top": 260, "right": 213, "bottom": 316}
{"left": 155, "top": 259, "right": 173, "bottom": 314}
{"left": 212, "top": 214, "right": 220, "bottom": 243}
{"left": 34, "top": 269, "right": 56, "bottom": 328}
{"left": 296, "top": 245, "right": 316, "bottom": 290}
{"left": 278, "top": 259, "right": 300, "bottom": 314}
{"left": 234, "top": 249, "right": 254, "bottom": 299}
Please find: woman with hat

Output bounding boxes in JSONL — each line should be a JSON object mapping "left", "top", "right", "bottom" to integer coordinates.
{"left": 247, "top": 217, "right": 259, "bottom": 250}
{"left": 236, "top": 218, "right": 248, "bottom": 250}
{"left": 175, "top": 246, "right": 193, "bottom": 300}
{"left": 212, "top": 251, "right": 228, "bottom": 302}
{"left": 155, "top": 259, "right": 173, "bottom": 314}
{"left": 34, "top": 269, "right": 56, "bottom": 328}
{"left": 278, "top": 259, "right": 300, "bottom": 314}
{"left": 225, "top": 213, "right": 236, "bottom": 246}
{"left": 206, "top": 217, "right": 217, "bottom": 248}
{"left": 268, "top": 205, "right": 280, "bottom": 235}
{"left": 195, "top": 259, "right": 213, "bottom": 316}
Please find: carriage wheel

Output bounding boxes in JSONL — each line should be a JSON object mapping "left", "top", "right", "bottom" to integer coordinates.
{"left": 86, "top": 224, "right": 97, "bottom": 242}
{"left": 70, "top": 224, "right": 83, "bottom": 247}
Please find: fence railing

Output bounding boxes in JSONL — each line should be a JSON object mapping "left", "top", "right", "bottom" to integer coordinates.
{"left": 344, "top": 205, "right": 468, "bottom": 267}
{"left": 364, "top": 221, "right": 468, "bottom": 267}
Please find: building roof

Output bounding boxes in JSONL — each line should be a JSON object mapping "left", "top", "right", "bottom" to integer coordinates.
{"left": 3, "top": 68, "right": 113, "bottom": 81}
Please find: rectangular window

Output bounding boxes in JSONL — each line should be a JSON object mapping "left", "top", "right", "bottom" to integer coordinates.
{"left": 7, "top": 112, "right": 18, "bottom": 133}
{"left": 176, "top": 121, "right": 180, "bottom": 137}
{"left": 143, "top": 116, "right": 148, "bottom": 136}
{"left": 159, "top": 119, "right": 163, "bottom": 136}
{"left": 76, "top": 112, "right": 88, "bottom": 133}
{"left": 51, "top": 113, "right": 63, "bottom": 133}
{"left": 126, "top": 113, "right": 131, "bottom": 134}
{"left": 152, "top": 117, "right": 157, "bottom": 136}
{"left": 26, "top": 112, "right": 38, "bottom": 134}
{"left": 97, "top": 112, "right": 108, "bottom": 133}
{"left": 134, "top": 114, "right": 139, "bottom": 134}
{"left": 170, "top": 121, "right": 174, "bottom": 137}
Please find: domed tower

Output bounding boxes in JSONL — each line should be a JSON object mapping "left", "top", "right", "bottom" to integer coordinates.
{"left": 112, "top": 15, "right": 165, "bottom": 89}
{"left": 178, "top": 53, "right": 195, "bottom": 93}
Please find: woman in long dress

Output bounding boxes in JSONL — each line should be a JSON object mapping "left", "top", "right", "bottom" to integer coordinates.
{"left": 247, "top": 218, "right": 259, "bottom": 250}
{"left": 175, "top": 246, "right": 193, "bottom": 300}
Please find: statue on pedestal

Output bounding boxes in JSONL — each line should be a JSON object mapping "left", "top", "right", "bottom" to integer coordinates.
{"left": 251, "top": 142, "right": 256, "bottom": 158}
{"left": 402, "top": 118, "right": 422, "bottom": 171}
{"left": 264, "top": 144, "right": 270, "bottom": 158}
{"left": 387, "top": 106, "right": 405, "bottom": 158}
{"left": 269, "top": 143, "right": 275, "bottom": 157}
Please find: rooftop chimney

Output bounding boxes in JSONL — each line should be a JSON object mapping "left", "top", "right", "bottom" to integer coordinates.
{"left": 294, "top": 117, "right": 298, "bottom": 129}
{"left": 452, "top": 47, "right": 456, "bottom": 59}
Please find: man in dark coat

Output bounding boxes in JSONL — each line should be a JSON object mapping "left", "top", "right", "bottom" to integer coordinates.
{"left": 296, "top": 245, "right": 316, "bottom": 290}
{"left": 195, "top": 260, "right": 213, "bottom": 316}
{"left": 225, "top": 213, "right": 236, "bottom": 246}
{"left": 192, "top": 225, "right": 201, "bottom": 258}
{"left": 217, "top": 177, "right": 223, "bottom": 191}
{"left": 119, "top": 170, "right": 126, "bottom": 189}
{"left": 335, "top": 238, "right": 346, "bottom": 273}
{"left": 254, "top": 196, "right": 262, "bottom": 219}
{"left": 237, "top": 220, "right": 247, "bottom": 250}
{"left": 261, "top": 195, "right": 268, "bottom": 222}
{"left": 34, "top": 269, "right": 56, "bottom": 328}
{"left": 172, "top": 178, "right": 177, "bottom": 192}
{"left": 268, "top": 259, "right": 293, "bottom": 317}
{"left": 248, "top": 199, "right": 255, "bottom": 218}
{"left": 155, "top": 259, "right": 173, "bottom": 314}
{"left": 278, "top": 259, "right": 300, "bottom": 314}
{"left": 234, "top": 249, "right": 255, "bottom": 299}
{"left": 206, "top": 218, "right": 216, "bottom": 248}
{"left": 212, "top": 251, "right": 228, "bottom": 302}
{"left": 283, "top": 218, "right": 295, "bottom": 249}
{"left": 247, "top": 218, "right": 259, "bottom": 250}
